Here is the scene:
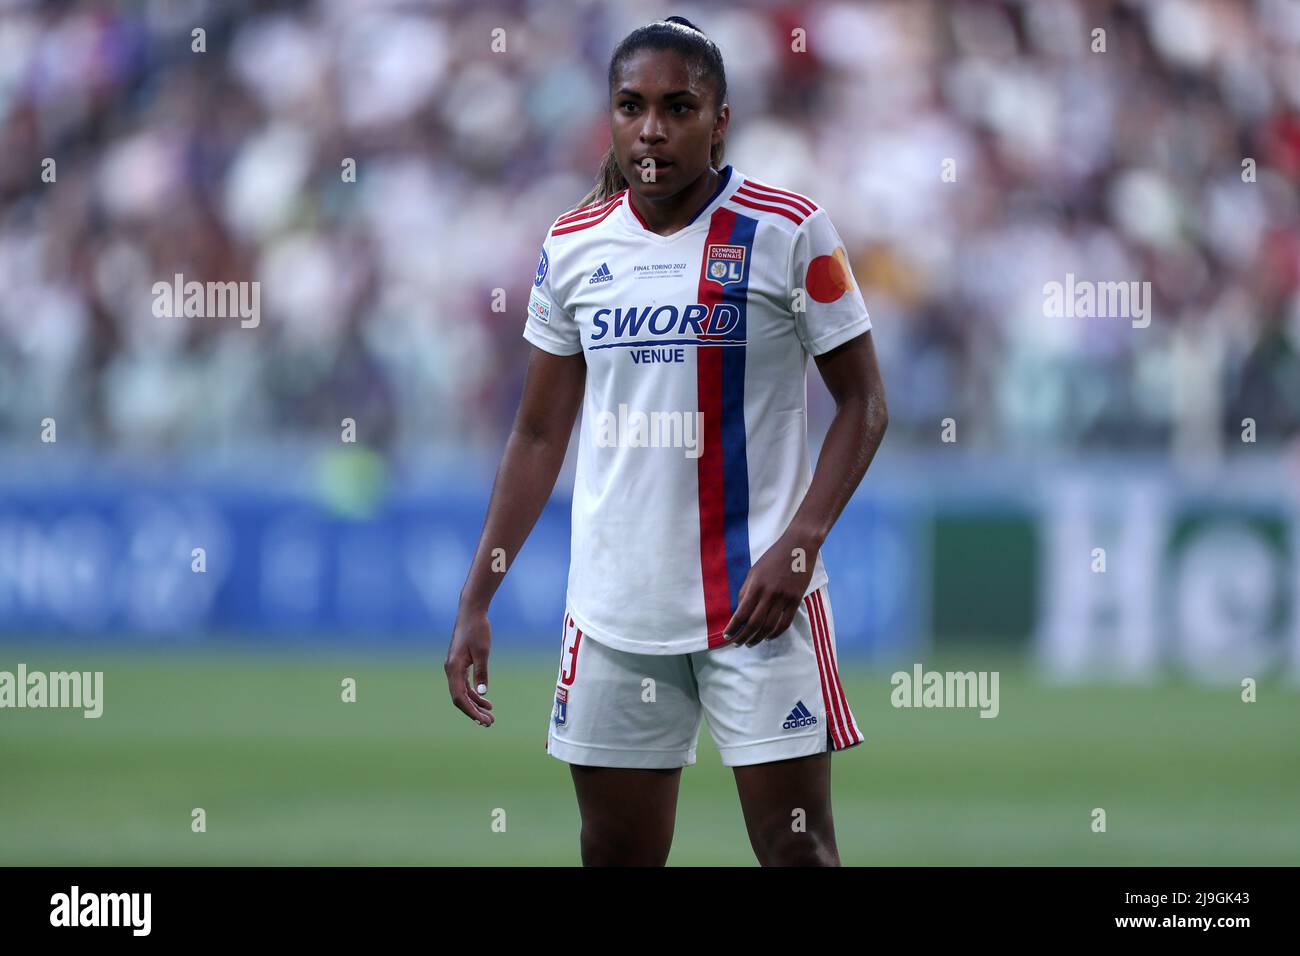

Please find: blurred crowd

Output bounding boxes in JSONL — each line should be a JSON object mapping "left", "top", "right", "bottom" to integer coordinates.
{"left": 1, "top": 0, "right": 1298, "bottom": 462}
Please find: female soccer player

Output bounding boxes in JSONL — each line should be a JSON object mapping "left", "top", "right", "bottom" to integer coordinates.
{"left": 446, "top": 16, "right": 888, "bottom": 866}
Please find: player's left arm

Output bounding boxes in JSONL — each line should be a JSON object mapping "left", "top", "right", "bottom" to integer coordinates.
{"left": 724, "top": 330, "right": 888, "bottom": 646}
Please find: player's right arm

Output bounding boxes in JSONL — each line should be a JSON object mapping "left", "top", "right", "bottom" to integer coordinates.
{"left": 444, "top": 344, "right": 586, "bottom": 726}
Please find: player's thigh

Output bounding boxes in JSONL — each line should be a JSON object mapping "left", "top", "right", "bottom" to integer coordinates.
{"left": 731, "top": 751, "right": 833, "bottom": 827}
{"left": 543, "top": 614, "right": 700, "bottom": 862}
{"left": 568, "top": 764, "right": 684, "bottom": 862}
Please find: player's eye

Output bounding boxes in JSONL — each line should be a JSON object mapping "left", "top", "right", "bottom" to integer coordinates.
{"left": 619, "top": 101, "right": 639, "bottom": 113}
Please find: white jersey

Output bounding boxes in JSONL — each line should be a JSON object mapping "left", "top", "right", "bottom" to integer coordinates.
{"left": 523, "top": 165, "right": 871, "bottom": 654}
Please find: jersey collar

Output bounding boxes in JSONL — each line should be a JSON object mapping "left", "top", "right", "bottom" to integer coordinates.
{"left": 621, "top": 165, "right": 742, "bottom": 240}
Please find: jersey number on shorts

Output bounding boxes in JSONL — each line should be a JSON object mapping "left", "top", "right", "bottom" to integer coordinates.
{"left": 559, "top": 614, "right": 583, "bottom": 686}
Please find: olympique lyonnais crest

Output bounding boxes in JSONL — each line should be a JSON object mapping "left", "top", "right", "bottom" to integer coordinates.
{"left": 553, "top": 685, "right": 568, "bottom": 726}
{"left": 705, "top": 243, "right": 747, "bottom": 286}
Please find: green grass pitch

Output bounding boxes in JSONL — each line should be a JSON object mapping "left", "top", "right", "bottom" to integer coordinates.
{"left": 1, "top": 644, "right": 1297, "bottom": 865}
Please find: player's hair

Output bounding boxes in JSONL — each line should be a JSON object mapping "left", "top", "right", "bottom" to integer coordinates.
{"left": 579, "top": 16, "right": 728, "bottom": 208}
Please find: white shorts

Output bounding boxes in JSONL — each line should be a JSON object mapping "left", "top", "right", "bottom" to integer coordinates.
{"left": 544, "top": 584, "right": 864, "bottom": 769}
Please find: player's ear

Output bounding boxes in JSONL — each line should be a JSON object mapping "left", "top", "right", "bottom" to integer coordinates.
{"left": 712, "top": 104, "right": 729, "bottom": 144}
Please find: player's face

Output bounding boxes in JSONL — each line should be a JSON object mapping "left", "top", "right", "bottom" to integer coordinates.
{"left": 610, "top": 49, "right": 727, "bottom": 197}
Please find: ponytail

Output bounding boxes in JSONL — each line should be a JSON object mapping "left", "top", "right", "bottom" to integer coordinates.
{"left": 578, "top": 146, "right": 628, "bottom": 209}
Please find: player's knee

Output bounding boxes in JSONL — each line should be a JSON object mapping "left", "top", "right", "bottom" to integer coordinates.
{"left": 580, "top": 823, "right": 671, "bottom": 867}
{"left": 754, "top": 824, "right": 839, "bottom": 867}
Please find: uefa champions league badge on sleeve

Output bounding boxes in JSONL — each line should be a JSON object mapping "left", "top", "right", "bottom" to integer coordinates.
{"left": 535, "top": 247, "right": 549, "bottom": 288}
{"left": 553, "top": 685, "right": 568, "bottom": 727}
{"left": 705, "top": 243, "right": 746, "bottom": 286}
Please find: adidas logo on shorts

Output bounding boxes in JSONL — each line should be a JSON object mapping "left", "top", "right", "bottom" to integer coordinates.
{"left": 782, "top": 700, "right": 818, "bottom": 730}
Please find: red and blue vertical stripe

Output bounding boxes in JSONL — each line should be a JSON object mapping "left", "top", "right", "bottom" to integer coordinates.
{"left": 696, "top": 208, "right": 758, "bottom": 647}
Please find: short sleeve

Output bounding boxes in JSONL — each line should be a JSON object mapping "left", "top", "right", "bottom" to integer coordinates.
{"left": 522, "top": 240, "right": 581, "bottom": 356}
{"left": 789, "top": 208, "right": 871, "bottom": 356}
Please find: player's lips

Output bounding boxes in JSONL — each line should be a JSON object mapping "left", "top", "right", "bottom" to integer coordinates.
{"left": 634, "top": 156, "right": 674, "bottom": 172}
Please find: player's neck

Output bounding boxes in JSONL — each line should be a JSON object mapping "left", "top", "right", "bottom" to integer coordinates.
{"left": 628, "top": 166, "right": 720, "bottom": 237}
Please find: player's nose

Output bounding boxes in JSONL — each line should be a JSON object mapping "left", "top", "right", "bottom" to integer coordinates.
{"left": 638, "top": 109, "right": 667, "bottom": 141}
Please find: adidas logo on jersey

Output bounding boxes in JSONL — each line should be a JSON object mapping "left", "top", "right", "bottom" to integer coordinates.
{"left": 783, "top": 700, "right": 818, "bottom": 730}
{"left": 588, "top": 262, "right": 614, "bottom": 284}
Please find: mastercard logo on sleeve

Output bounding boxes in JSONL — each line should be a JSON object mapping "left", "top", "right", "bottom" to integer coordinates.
{"left": 805, "top": 246, "right": 855, "bottom": 303}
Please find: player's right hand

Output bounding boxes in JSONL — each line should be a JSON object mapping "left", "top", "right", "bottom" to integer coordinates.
{"left": 445, "top": 609, "right": 495, "bottom": 726}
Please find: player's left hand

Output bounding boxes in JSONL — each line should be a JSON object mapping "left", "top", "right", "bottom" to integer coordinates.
{"left": 722, "top": 533, "right": 816, "bottom": 647}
